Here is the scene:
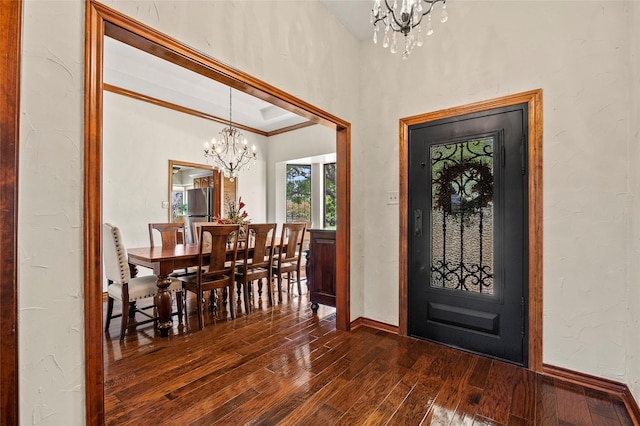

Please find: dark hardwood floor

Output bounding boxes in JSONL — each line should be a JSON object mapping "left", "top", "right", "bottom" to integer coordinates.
{"left": 104, "top": 283, "right": 634, "bottom": 425}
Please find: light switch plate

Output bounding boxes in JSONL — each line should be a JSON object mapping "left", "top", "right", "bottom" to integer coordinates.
{"left": 387, "top": 191, "right": 399, "bottom": 205}
{"left": 162, "top": 201, "right": 170, "bottom": 209}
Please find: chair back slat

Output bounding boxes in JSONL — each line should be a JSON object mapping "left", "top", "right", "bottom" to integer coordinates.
{"left": 198, "top": 224, "right": 239, "bottom": 278}
{"left": 148, "top": 222, "right": 185, "bottom": 248}
{"left": 279, "top": 222, "right": 306, "bottom": 263}
{"left": 293, "top": 220, "right": 312, "bottom": 251}
{"left": 242, "top": 223, "right": 277, "bottom": 268}
{"left": 191, "top": 221, "right": 221, "bottom": 245}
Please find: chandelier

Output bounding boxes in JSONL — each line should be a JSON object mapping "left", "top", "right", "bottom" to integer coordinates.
{"left": 371, "top": 0, "right": 448, "bottom": 59}
{"left": 204, "top": 87, "right": 257, "bottom": 182}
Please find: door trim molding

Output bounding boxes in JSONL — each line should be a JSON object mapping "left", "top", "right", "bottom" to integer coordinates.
{"left": 398, "top": 89, "right": 543, "bottom": 371}
{"left": 0, "top": 0, "right": 22, "bottom": 423}
{"left": 85, "top": 1, "right": 351, "bottom": 423}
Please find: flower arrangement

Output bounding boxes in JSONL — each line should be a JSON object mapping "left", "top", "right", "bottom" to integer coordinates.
{"left": 214, "top": 196, "right": 251, "bottom": 237}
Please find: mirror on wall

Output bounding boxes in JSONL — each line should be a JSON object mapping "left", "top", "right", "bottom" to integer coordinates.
{"left": 168, "top": 160, "right": 221, "bottom": 237}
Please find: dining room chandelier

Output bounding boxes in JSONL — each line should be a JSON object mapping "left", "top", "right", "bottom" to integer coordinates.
{"left": 371, "top": 0, "right": 448, "bottom": 59}
{"left": 203, "top": 87, "right": 257, "bottom": 182}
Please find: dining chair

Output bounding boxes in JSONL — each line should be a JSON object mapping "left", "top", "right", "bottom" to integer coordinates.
{"left": 293, "top": 220, "right": 312, "bottom": 278}
{"left": 272, "top": 222, "right": 307, "bottom": 301}
{"left": 191, "top": 221, "right": 220, "bottom": 245}
{"left": 293, "top": 220, "right": 312, "bottom": 252}
{"left": 103, "top": 223, "right": 184, "bottom": 340}
{"left": 149, "top": 222, "right": 194, "bottom": 278}
{"left": 234, "top": 223, "right": 277, "bottom": 314}
{"left": 177, "top": 224, "right": 240, "bottom": 330}
{"left": 148, "top": 222, "right": 185, "bottom": 247}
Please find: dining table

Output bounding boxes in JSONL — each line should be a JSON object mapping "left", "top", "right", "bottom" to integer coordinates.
{"left": 127, "top": 239, "right": 282, "bottom": 337}
{"left": 127, "top": 243, "right": 203, "bottom": 337}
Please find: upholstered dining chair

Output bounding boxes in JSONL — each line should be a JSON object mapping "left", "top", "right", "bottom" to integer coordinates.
{"left": 176, "top": 224, "right": 240, "bottom": 330}
{"left": 103, "top": 223, "right": 184, "bottom": 340}
{"left": 234, "top": 223, "right": 277, "bottom": 314}
{"left": 272, "top": 222, "right": 307, "bottom": 301}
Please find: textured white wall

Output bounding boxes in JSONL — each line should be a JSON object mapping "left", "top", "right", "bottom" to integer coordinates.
{"left": 17, "top": 0, "right": 640, "bottom": 423}
{"left": 19, "top": 1, "right": 86, "bottom": 423}
{"left": 628, "top": 0, "right": 640, "bottom": 403}
{"left": 359, "top": 0, "right": 635, "bottom": 392}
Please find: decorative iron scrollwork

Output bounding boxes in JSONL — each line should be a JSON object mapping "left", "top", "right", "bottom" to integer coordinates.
{"left": 430, "top": 139, "right": 494, "bottom": 294}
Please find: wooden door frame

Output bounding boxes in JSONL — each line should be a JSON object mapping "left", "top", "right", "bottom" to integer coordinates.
{"left": 0, "top": 0, "right": 21, "bottom": 424}
{"left": 84, "top": 1, "right": 351, "bottom": 423}
{"left": 398, "top": 90, "right": 543, "bottom": 371}
{"left": 167, "top": 159, "right": 222, "bottom": 221}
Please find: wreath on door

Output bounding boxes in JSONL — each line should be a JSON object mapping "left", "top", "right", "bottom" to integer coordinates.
{"left": 433, "top": 161, "right": 493, "bottom": 214}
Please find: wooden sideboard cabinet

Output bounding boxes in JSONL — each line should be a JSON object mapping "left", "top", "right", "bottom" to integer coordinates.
{"left": 307, "top": 229, "right": 336, "bottom": 314}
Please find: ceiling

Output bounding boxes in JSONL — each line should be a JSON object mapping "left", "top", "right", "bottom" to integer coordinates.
{"left": 103, "top": 2, "right": 371, "bottom": 135}
{"left": 104, "top": 37, "right": 308, "bottom": 134}
{"left": 319, "top": 0, "right": 372, "bottom": 41}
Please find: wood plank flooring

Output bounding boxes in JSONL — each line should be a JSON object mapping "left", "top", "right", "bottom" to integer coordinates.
{"left": 104, "top": 284, "right": 634, "bottom": 425}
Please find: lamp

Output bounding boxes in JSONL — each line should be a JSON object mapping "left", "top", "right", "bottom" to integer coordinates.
{"left": 204, "top": 87, "right": 257, "bottom": 181}
{"left": 371, "top": 0, "right": 448, "bottom": 59}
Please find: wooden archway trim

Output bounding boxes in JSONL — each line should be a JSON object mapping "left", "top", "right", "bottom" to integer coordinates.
{"left": 85, "top": 1, "right": 351, "bottom": 424}
{"left": 104, "top": 84, "right": 271, "bottom": 137}
{"left": 398, "top": 89, "right": 543, "bottom": 372}
{"left": 0, "top": 1, "right": 22, "bottom": 424}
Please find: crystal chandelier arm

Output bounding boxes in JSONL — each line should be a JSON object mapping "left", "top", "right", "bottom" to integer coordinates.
{"left": 411, "top": 0, "right": 440, "bottom": 29}
{"left": 405, "top": 0, "right": 443, "bottom": 31}
{"left": 421, "top": 0, "right": 439, "bottom": 16}
{"left": 372, "top": 14, "right": 385, "bottom": 27}
{"left": 407, "top": 8, "right": 427, "bottom": 31}
{"left": 383, "top": 0, "right": 404, "bottom": 30}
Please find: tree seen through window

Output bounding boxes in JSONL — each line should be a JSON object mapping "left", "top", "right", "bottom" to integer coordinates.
{"left": 324, "top": 163, "right": 336, "bottom": 228}
{"left": 286, "top": 164, "right": 311, "bottom": 222}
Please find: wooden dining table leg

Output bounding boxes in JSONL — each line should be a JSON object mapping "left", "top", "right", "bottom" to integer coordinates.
{"left": 128, "top": 264, "right": 139, "bottom": 317}
{"left": 155, "top": 274, "right": 174, "bottom": 337}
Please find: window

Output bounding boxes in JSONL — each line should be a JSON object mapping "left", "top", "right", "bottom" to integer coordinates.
{"left": 324, "top": 163, "right": 336, "bottom": 228}
{"left": 286, "top": 164, "right": 311, "bottom": 222}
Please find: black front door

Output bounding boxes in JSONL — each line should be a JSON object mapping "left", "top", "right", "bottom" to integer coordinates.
{"left": 408, "top": 104, "right": 528, "bottom": 366}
